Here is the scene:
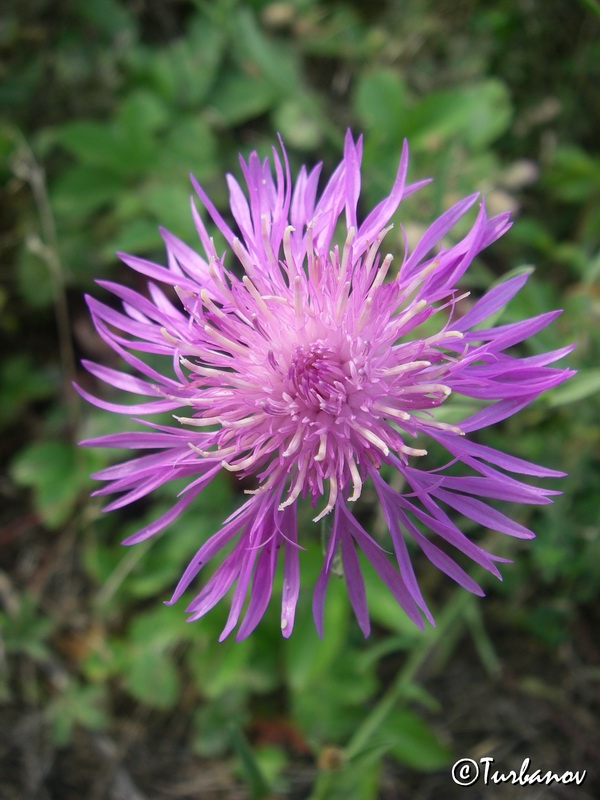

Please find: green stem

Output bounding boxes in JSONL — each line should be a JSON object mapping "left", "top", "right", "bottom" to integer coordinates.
{"left": 308, "top": 770, "right": 336, "bottom": 800}
{"left": 345, "top": 589, "right": 471, "bottom": 762}
{"left": 578, "top": 0, "right": 600, "bottom": 18}
{"left": 12, "top": 131, "right": 80, "bottom": 433}
{"left": 229, "top": 724, "right": 271, "bottom": 800}
{"left": 307, "top": 589, "right": 473, "bottom": 800}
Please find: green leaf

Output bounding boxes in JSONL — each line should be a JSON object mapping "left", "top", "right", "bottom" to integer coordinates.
{"left": 55, "top": 101, "right": 160, "bottom": 178}
{"left": 76, "top": 0, "right": 135, "bottom": 37}
{"left": 193, "top": 693, "right": 249, "bottom": 757}
{"left": 353, "top": 68, "right": 409, "bottom": 143}
{"left": 116, "top": 90, "right": 170, "bottom": 137}
{"left": 0, "top": 355, "right": 56, "bottom": 425}
{"left": 547, "top": 368, "right": 600, "bottom": 407}
{"left": 134, "top": 15, "right": 225, "bottom": 108}
{"left": 230, "top": 726, "right": 272, "bottom": 800}
{"left": 379, "top": 709, "right": 452, "bottom": 770}
{"left": 406, "top": 80, "right": 513, "bottom": 150}
{"left": 291, "top": 652, "right": 376, "bottom": 744}
{"left": 192, "top": 639, "right": 254, "bottom": 699}
{"left": 54, "top": 120, "right": 122, "bottom": 170}
{"left": 253, "top": 746, "right": 288, "bottom": 791}
{"left": 124, "top": 648, "right": 180, "bottom": 709}
{"left": 159, "top": 116, "right": 218, "bottom": 180}
{"left": 128, "top": 605, "right": 190, "bottom": 649}
{"left": 232, "top": 8, "right": 302, "bottom": 95}
{"left": 102, "top": 218, "right": 161, "bottom": 259}
{"left": 286, "top": 564, "right": 349, "bottom": 691}
{"left": 272, "top": 97, "right": 324, "bottom": 150}
{"left": 11, "top": 441, "right": 87, "bottom": 528}
{"left": 545, "top": 145, "right": 600, "bottom": 203}
{"left": 140, "top": 181, "right": 196, "bottom": 238}
{"left": 0, "top": 595, "right": 53, "bottom": 661}
{"left": 312, "top": 754, "right": 381, "bottom": 800}
{"left": 208, "top": 71, "right": 279, "bottom": 126}
{"left": 47, "top": 683, "right": 108, "bottom": 745}
{"left": 16, "top": 244, "right": 55, "bottom": 308}
{"left": 51, "top": 165, "right": 122, "bottom": 218}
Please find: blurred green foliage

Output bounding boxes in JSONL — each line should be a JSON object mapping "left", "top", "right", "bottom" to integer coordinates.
{"left": 1, "top": 1, "right": 599, "bottom": 798}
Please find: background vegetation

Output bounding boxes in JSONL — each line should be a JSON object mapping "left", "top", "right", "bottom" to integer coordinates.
{"left": 1, "top": 0, "right": 599, "bottom": 797}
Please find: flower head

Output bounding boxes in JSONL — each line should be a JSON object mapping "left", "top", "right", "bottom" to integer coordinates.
{"left": 79, "top": 132, "right": 573, "bottom": 640}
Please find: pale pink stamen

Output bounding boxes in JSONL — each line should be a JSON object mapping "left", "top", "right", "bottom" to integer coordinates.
{"left": 80, "top": 131, "right": 573, "bottom": 641}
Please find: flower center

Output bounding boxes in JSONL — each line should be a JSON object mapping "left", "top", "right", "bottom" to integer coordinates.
{"left": 288, "top": 341, "right": 347, "bottom": 416}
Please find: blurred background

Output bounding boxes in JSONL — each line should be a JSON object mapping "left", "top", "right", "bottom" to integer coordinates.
{"left": 1, "top": 0, "right": 599, "bottom": 798}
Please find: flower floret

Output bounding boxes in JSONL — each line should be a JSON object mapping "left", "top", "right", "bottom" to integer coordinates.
{"left": 79, "top": 131, "right": 573, "bottom": 639}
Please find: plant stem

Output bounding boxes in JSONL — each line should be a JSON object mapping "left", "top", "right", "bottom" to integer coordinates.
{"left": 344, "top": 589, "right": 471, "bottom": 762}
{"left": 12, "top": 131, "right": 81, "bottom": 434}
{"left": 578, "top": 0, "right": 600, "bottom": 20}
{"left": 307, "top": 589, "right": 473, "bottom": 800}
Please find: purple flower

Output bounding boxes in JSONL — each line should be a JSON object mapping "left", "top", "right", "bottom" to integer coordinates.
{"left": 79, "top": 132, "right": 573, "bottom": 640}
